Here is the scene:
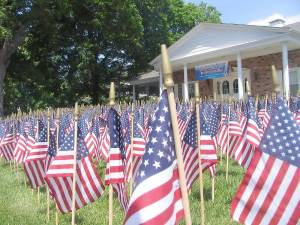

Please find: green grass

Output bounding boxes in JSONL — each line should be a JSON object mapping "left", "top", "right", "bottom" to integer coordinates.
{"left": 0, "top": 157, "right": 244, "bottom": 225}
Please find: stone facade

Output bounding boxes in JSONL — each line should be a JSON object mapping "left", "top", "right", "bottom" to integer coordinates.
{"left": 172, "top": 49, "right": 300, "bottom": 97}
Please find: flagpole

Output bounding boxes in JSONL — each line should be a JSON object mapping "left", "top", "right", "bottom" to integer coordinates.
{"left": 161, "top": 44, "right": 192, "bottom": 225}
{"left": 36, "top": 117, "right": 40, "bottom": 207}
{"left": 71, "top": 103, "right": 79, "bottom": 225}
{"left": 55, "top": 108, "right": 60, "bottom": 225}
{"left": 226, "top": 98, "right": 231, "bottom": 182}
{"left": 211, "top": 175, "right": 215, "bottom": 202}
{"left": 129, "top": 102, "right": 134, "bottom": 196}
{"left": 195, "top": 82, "right": 205, "bottom": 225}
{"left": 220, "top": 94, "right": 224, "bottom": 163}
{"left": 108, "top": 82, "right": 115, "bottom": 225}
{"left": 47, "top": 108, "right": 50, "bottom": 222}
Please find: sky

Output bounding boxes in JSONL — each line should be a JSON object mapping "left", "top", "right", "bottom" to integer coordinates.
{"left": 185, "top": 0, "right": 300, "bottom": 25}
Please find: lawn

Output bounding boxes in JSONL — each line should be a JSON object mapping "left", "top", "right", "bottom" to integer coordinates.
{"left": 0, "top": 157, "right": 244, "bottom": 225}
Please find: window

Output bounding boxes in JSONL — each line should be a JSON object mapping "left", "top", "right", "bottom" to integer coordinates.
{"left": 289, "top": 70, "right": 300, "bottom": 96}
{"left": 233, "top": 79, "right": 238, "bottom": 93}
{"left": 222, "top": 80, "right": 229, "bottom": 94}
{"left": 188, "top": 82, "right": 195, "bottom": 98}
{"left": 217, "top": 82, "right": 220, "bottom": 95}
{"left": 244, "top": 78, "right": 248, "bottom": 93}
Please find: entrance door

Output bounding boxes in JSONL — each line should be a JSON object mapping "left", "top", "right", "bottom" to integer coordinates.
{"left": 213, "top": 68, "right": 250, "bottom": 100}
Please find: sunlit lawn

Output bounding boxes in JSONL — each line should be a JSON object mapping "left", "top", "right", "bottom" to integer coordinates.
{"left": 0, "top": 157, "right": 244, "bottom": 225}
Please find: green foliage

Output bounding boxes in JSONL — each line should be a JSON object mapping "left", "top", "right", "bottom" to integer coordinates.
{"left": 0, "top": 158, "right": 241, "bottom": 225}
{"left": 2, "top": 0, "right": 221, "bottom": 115}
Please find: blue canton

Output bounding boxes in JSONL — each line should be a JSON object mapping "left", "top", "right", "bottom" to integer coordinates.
{"left": 260, "top": 97, "right": 300, "bottom": 167}
{"left": 135, "top": 90, "right": 176, "bottom": 187}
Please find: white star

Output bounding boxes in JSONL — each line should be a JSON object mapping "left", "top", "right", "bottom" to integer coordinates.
{"left": 165, "top": 130, "right": 170, "bottom": 137}
{"left": 155, "top": 126, "right": 161, "bottom": 133}
{"left": 151, "top": 137, "right": 157, "bottom": 144}
{"left": 144, "top": 160, "right": 149, "bottom": 167}
{"left": 148, "top": 148, "right": 153, "bottom": 154}
{"left": 158, "top": 151, "right": 164, "bottom": 158}
{"left": 159, "top": 116, "right": 165, "bottom": 123}
{"left": 162, "top": 139, "right": 168, "bottom": 147}
{"left": 140, "top": 171, "right": 145, "bottom": 177}
{"left": 163, "top": 106, "right": 168, "bottom": 112}
{"left": 153, "top": 161, "right": 160, "bottom": 169}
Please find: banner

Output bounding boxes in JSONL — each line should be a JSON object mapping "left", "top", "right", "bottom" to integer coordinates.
{"left": 195, "top": 61, "right": 229, "bottom": 80}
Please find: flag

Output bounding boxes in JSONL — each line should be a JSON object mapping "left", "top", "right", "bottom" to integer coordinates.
{"left": 246, "top": 96, "right": 262, "bottom": 147}
{"left": 231, "top": 97, "right": 300, "bottom": 225}
{"left": 104, "top": 108, "right": 125, "bottom": 184}
{"left": 13, "top": 123, "right": 28, "bottom": 164}
{"left": 0, "top": 123, "right": 15, "bottom": 161}
{"left": 124, "top": 90, "right": 184, "bottom": 225}
{"left": 132, "top": 110, "right": 146, "bottom": 156}
{"left": 24, "top": 119, "right": 48, "bottom": 189}
{"left": 45, "top": 117, "right": 104, "bottom": 213}
{"left": 177, "top": 104, "right": 189, "bottom": 140}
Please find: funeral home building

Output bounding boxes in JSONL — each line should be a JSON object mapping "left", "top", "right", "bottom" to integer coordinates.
{"left": 130, "top": 20, "right": 300, "bottom": 101}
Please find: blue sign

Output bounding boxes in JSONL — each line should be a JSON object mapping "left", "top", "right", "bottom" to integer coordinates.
{"left": 195, "top": 61, "right": 229, "bottom": 80}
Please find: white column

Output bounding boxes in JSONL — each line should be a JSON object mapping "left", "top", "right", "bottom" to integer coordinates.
{"left": 132, "top": 85, "right": 136, "bottom": 101}
{"left": 282, "top": 43, "right": 289, "bottom": 98}
{"left": 237, "top": 52, "right": 244, "bottom": 100}
{"left": 159, "top": 67, "right": 163, "bottom": 94}
{"left": 183, "top": 63, "right": 189, "bottom": 102}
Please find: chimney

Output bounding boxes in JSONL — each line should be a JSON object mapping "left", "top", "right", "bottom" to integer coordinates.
{"left": 269, "top": 18, "right": 285, "bottom": 27}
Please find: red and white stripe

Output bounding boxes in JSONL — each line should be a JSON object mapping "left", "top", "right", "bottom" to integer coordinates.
{"left": 231, "top": 150, "right": 300, "bottom": 225}
{"left": 233, "top": 135, "right": 255, "bottom": 169}
{"left": 45, "top": 151, "right": 104, "bottom": 213}
{"left": 105, "top": 147, "right": 125, "bottom": 184}
{"left": 14, "top": 134, "right": 27, "bottom": 164}
{"left": 124, "top": 161, "right": 184, "bottom": 225}
{"left": 182, "top": 135, "right": 218, "bottom": 191}
{"left": 24, "top": 141, "right": 48, "bottom": 189}
{"left": 112, "top": 183, "right": 129, "bottom": 212}
{"left": 294, "top": 112, "right": 300, "bottom": 126}
{"left": 0, "top": 134, "right": 15, "bottom": 161}
{"left": 246, "top": 119, "right": 262, "bottom": 148}
{"left": 99, "top": 127, "right": 109, "bottom": 162}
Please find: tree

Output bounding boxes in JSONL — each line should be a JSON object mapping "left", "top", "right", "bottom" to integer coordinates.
{"left": 2, "top": 0, "right": 221, "bottom": 115}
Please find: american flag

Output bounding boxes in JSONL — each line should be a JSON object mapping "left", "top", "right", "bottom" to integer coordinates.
{"left": 0, "top": 123, "right": 15, "bottom": 161}
{"left": 177, "top": 104, "right": 189, "bottom": 140}
{"left": 104, "top": 108, "right": 125, "bottom": 184}
{"left": 14, "top": 122, "right": 28, "bottom": 164}
{"left": 228, "top": 107, "right": 243, "bottom": 136}
{"left": 132, "top": 110, "right": 146, "bottom": 156}
{"left": 45, "top": 119, "right": 104, "bottom": 213}
{"left": 246, "top": 96, "right": 263, "bottom": 147}
{"left": 45, "top": 126, "right": 56, "bottom": 171}
{"left": 24, "top": 119, "right": 48, "bottom": 189}
{"left": 124, "top": 90, "right": 184, "bottom": 225}
{"left": 231, "top": 97, "right": 300, "bottom": 224}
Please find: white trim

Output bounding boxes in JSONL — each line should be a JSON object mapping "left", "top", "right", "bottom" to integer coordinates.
{"left": 183, "top": 64, "right": 189, "bottom": 102}
{"left": 237, "top": 52, "right": 244, "bottom": 100}
{"left": 282, "top": 43, "right": 290, "bottom": 98}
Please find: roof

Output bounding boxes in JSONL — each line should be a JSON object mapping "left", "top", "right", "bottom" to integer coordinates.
{"left": 150, "top": 22, "right": 300, "bottom": 70}
{"left": 129, "top": 70, "right": 159, "bottom": 85}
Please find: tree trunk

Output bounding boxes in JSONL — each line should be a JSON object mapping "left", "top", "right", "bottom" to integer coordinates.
{"left": 0, "top": 65, "right": 5, "bottom": 117}
{"left": 0, "top": 26, "right": 25, "bottom": 116}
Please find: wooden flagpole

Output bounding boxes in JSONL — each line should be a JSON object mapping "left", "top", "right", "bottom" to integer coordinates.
{"left": 108, "top": 82, "right": 115, "bottom": 225}
{"left": 220, "top": 93, "right": 224, "bottom": 163}
{"left": 161, "top": 44, "right": 192, "bottom": 225}
{"left": 47, "top": 108, "right": 50, "bottom": 222}
{"left": 71, "top": 103, "right": 79, "bottom": 225}
{"left": 211, "top": 175, "right": 215, "bottom": 202}
{"left": 55, "top": 108, "right": 60, "bottom": 225}
{"left": 36, "top": 117, "right": 40, "bottom": 207}
{"left": 129, "top": 102, "right": 134, "bottom": 196}
{"left": 225, "top": 97, "right": 231, "bottom": 182}
{"left": 195, "top": 82, "right": 205, "bottom": 225}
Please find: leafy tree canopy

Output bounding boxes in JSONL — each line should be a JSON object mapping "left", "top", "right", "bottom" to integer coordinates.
{"left": 1, "top": 0, "right": 221, "bottom": 115}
